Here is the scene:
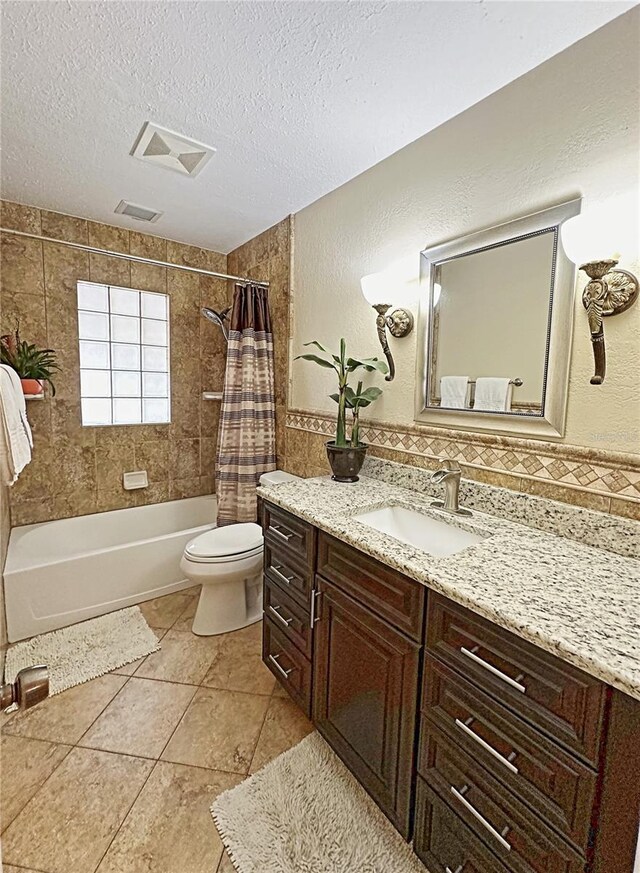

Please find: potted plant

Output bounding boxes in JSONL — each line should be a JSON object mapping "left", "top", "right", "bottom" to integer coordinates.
{"left": 1, "top": 326, "right": 60, "bottom": 396}
{"left": 296, "top": 338, "right": 387, "bottom": 482}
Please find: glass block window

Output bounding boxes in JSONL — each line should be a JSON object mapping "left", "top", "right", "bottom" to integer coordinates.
{"left": 78, "top": 282, "right": 170, "bottom": 426}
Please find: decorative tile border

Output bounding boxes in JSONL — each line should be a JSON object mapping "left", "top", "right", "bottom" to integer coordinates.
{"left": 286, "top": 409, "right": 640, "bottom": 504}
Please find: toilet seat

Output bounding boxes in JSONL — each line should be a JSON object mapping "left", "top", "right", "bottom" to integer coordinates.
{"left": 184, "top": 523, "right": 263, "bottom": 565}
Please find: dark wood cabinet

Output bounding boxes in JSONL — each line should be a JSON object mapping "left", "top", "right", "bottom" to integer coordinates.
{"left": 260, "top": 501, "right": 640, "bottom": 873}
{"left": 312, "top": 576, "right": 421, "bottom": 838}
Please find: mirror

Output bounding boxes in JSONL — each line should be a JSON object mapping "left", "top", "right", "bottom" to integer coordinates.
{"left": 415, "top": 199, "right": 581, "bottom": 438}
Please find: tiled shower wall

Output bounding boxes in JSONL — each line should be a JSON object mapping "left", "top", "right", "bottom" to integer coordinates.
{"left": 0, "top": 201, "right": 231, "bottom": 525}
{"left": 227, "top": 216, "right": 292, "bottom": 469}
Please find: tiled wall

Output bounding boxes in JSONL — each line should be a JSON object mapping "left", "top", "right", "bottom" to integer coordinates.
{"left": 0, "top": 201, "right": 230, "bottom": 525}
{"left": 283, "top": 412, "right": 640, "bottom": 520}
{"left": 227, "top": 216, "right": 292, "bottom": 469}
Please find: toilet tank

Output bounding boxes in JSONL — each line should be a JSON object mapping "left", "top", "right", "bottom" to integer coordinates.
{"left": 259, "top": 470, "right": 301, "bottom": 486}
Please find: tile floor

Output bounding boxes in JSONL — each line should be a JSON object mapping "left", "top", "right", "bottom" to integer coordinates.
{"left": 0, "top": 588, "right": 314, "bottom": 872}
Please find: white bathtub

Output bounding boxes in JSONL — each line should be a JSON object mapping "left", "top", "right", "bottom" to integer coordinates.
{"left": 4, "top": 495, "right": 216, "bottom": 642}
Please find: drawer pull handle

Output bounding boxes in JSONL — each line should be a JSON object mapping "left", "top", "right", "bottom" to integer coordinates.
{"left": 455, "top": 718, "right": 519, "bottom": 774}
{"left": 268, "top": 605, "right": 293, "bottom": 627}
{"left": 271, "top": 564, "right": 295, "bottom": 586}
{"left": 310, "top": 589, "right": 321, "bottom": 628}
{"left": 268, "top": 653, "right": 293, "bottom": 679}
{"left": 460, "top": 646, "right": 526, "bottom": 694}
{"left": 450, "top": 785, "right": 512, "bottom": 852}
{"left": 445, "top": 866, "right": 463, "bottom": 873}
{"left": 269, "top": 524, "right": 293, "bottom": 542}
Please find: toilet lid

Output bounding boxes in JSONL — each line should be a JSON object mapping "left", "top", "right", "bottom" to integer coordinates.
{"left": 185, "top": 523, "right": 263, "bottom": 560}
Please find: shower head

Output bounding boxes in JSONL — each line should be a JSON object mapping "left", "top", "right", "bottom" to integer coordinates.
{"left": 201, "top": 306, "right": 230, "bottom": 340}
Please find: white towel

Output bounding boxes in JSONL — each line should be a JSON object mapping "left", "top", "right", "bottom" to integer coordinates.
{"left": 474, "top": 377, "right": 513, "bottom": 412}
{"left": 440, "top": 376, "right": 470, "bottom": 409}
{"left": 0, "top": 364, "right": 33, "bottom": 484}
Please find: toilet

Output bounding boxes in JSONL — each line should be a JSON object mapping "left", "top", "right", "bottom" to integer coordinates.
{"left": 180, "top": 470, "right": 300, "bottom": 635}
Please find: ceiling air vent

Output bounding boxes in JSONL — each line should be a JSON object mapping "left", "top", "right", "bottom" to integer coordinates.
{"left": 130, "top": 122, "right": 216, "bottom": 177}
{"left": 114, "top": 200, "right": 163, "bottom": 223}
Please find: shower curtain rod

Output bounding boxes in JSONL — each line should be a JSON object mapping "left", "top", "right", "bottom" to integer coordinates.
{"left": 0, "top": 227, "right": 269, "bottom": 287}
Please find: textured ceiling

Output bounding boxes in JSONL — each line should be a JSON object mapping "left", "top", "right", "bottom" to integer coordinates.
{"left": 0, "top": 1, "right": 632, "bottom": 252}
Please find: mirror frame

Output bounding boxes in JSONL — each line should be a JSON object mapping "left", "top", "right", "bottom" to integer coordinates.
{"left": 414, "top": 198, "right": 581, "bottom": 439}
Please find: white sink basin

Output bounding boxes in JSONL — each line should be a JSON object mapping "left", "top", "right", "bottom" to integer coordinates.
{"left": 353, "top": 505, "right": 488, "bottom": 557}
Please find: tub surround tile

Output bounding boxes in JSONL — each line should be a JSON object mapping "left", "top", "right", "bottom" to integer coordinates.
{"left": 129, "top": 230, "right": 167, "bottom": 261}
{"left": 95, "top": 762, "right": 239, "bottom": 873}
{"left": 0, "top": 234, "right": 45, "bottom": 297}
{"left": 79, "top": 677, "right": 196, "bottom": 759}
{"left": 87, "top": 221, "right": 130, "bottom": 253}
{"left": 258, "top": 471, "right": 640, "bottom": 700}
{"left": 3, "top": 674, "right": 127, "bottom": 744}
{"left": 0, "top": 735, "right": 71, "bottom": 832}
{"left": 1, "top": 203, "right": 293, "bottom": 525}
{"left": 1, "top": 746, "right": 153, "bottom": 873}
{"left": 1, "top": 200, "right": 41, "bottom": 233}
{"left": 41, "top": 210, "right": 88, "bottom": 244}
{"left": 201, "top": 622, "right": 276, "bottom": 696}
{"left": 89, "top": 252, "right": 131, "bottom": 287}
{"left": 133, "top": 629, "right": 220, "bottom": 685}
{"left": 161, "top": 687, "right": 269, "bottom": 773}
{"left": 249, "top": 696, "right": 313, "bottom": 774}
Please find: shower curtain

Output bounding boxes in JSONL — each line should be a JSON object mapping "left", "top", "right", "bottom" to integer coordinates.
{"left": 215, "top": 283, "right": 277, "bottom": 526}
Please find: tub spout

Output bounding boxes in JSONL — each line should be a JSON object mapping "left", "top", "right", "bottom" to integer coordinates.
{"left": 1, "top": 665, "right": 49, "bottom": 712}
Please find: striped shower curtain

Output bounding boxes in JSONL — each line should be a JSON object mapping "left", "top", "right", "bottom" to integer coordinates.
{"left": 215, "top": 283, "right": 277, "bottom": 526}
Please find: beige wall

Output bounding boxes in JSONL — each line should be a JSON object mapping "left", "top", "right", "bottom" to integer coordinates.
{"left": 227, "top": 216, "right": 292, "bottom": 470}
{"left": 0, "top": 201, "right": 230, "bottom": 525}
{"left": 291, "top": 11, "right": 639, "bottom": 455}
{"left": 286, "top": 12, "right": 639, "bottom": 516}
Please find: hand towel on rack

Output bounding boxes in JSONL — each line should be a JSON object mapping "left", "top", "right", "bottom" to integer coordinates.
{"left": 474, "top": 377, "right": 513, "bottom": 412}
{"left": 440, "top": 376, "right": 470, "bottom": 409}
{"left": 0, "top": 364, "right": 32, "bottom": 484}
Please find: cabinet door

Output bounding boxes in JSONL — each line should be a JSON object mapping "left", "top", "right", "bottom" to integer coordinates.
{"left": 312, "top": 576, "right": 421, "bottom": 838}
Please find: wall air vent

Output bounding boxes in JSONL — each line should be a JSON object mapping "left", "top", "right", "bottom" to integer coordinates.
{"left": 131, "top": 122, "right": 216, "bottom": 177}
{"left": 114, "top": 200, "right": 163, "bottom": 223}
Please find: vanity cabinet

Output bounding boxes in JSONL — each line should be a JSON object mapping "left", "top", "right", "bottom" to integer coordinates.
{"left": 260, "top": 500, "right": 640, "bottom": 873}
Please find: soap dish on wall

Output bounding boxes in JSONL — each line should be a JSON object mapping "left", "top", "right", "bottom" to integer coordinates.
{"left": 123, "top": 471, "right": 149, "bottom": 491}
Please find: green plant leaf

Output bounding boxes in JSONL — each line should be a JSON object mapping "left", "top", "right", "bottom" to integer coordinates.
{"left": 294, "top": 353, "right": 336, "bottom": 369}
{"left": 346, "top": 356, "right": 389, "bottom": 374}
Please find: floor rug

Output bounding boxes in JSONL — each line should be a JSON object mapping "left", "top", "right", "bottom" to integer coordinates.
{"left": 211, "top": 731, "right": 428, "bottom": 873}
{"left": 4, "top": 606, "right": 161, "bottom": 695}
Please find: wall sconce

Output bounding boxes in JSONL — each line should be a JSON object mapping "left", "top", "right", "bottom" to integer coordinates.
{"left": 561, "top": 204, "right": 638, "bottom": 384}
{"left": 360, "top": 271, "right": 414, "bottom": 381}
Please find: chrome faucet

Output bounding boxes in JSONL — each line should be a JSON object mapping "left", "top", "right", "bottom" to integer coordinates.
{"left": 430, "top": 460, "right": 471, "bottom": 517}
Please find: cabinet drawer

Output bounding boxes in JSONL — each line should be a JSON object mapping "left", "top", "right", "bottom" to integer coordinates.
{"left": 317, "top": 532, "right": 425, "bottom": 641}
{"left": 419, "top": 721, "right": 585, "bottom": 873}
{"left": 264, "top": 540, "right": 313, "bottom": 610}
{"left": 414, "top": 777, "right": 511, "bottom": 873}
{"left": 263, "top": 616, "right": 312, "bottom": 716}
{"left": 264, "top": 574, "right": 314, "bottom": 660}
{"left": 421, "top": 656, "right": 597, "bottom": 851}
{"left": 427, "top": 594, "right": 608, "bottom": 765}
{"left": 263, "top": 502, "right": 316, "bottom": 568}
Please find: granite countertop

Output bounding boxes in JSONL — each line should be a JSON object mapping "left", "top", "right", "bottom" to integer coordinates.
{"left": 257, "top": 475, "right": 640, "bottom": 701}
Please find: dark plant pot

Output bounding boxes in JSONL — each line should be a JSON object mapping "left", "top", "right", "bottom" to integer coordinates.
{"left": 20, "top": 378, "right": 43, "bottom": 396}
{"left": 326, "top": 441, "right": 368, "bottom": 483}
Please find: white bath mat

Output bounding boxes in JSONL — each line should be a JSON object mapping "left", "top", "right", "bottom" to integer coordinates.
{"left": 4, "top": 606, "right": 161, "bottom": 696}
{"left": 211, "top": 732, "right": 428, "bottom": 873}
